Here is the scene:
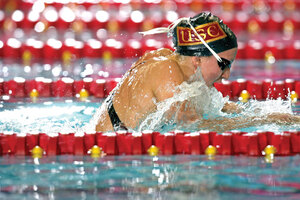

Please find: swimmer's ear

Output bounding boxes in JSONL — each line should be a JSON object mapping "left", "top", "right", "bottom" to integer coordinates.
{"left": 191, "top": 56, "right": 201, "bottom": 70}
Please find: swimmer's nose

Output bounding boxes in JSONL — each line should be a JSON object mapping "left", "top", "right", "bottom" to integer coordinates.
{"left": 221, "top": 68, "right": 230, "bottom": 80}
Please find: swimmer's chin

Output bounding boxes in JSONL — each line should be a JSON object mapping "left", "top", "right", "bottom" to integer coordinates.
{"left": 206, "top": 82, "right": 214, "bottom": 88}
{"left": 203, "top": 79, "right": 214, "bottom": 88}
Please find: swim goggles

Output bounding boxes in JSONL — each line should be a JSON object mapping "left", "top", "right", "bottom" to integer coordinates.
{"left": 140, "top": 17, "right": 233, "bottom": 71}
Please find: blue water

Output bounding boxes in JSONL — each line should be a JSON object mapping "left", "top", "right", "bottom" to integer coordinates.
{"left": 1, "top": 155, "right": 300, "bottom": 199}
{"left": 0, "top": 98, "right": 102, "bottom": 134}
{"left": 0, "top": 98, "right": 299, "bottom": 134}
{"left": 0, "top": 98, "right": 299, "bottom": 199}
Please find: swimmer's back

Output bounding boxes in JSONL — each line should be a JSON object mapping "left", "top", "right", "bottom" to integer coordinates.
{"left": 95, "top": 48, "right": 180, "bottom": 131}
{"left": 132, "top": 48, "right": 173, "bottom": 68}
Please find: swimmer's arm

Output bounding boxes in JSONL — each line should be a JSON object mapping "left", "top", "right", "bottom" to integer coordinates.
{"left": 150, "top": 59, "right": 207, "bottom": 123}
{"left": 221, "top": 102, "right": 242, "bottom": 114}
{"left": 198, "top": 113, "right": 300, "bottom": 133}
{"left": 152, "top": 61, "right": 198, "bottom": 122}
{"left": 152, "top": 60, "right": 184, "bottom": 102}
{"left": 198, "top": 116, "right": 258, "bottom": 133}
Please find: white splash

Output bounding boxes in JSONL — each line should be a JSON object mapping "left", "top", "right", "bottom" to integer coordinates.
{"left": 85, "top": 101, "right": 106, "bottom": 133}
{"left": 137, "top": 68, "right": 228, "bottom": 132}
{"left": 0, "top": 104, "right": 96, "bottom": 135}
{"left": 136, "top": 67, "right": 297, "bottom": 133}
{"left": 239, "top": 98, "right": 293, "bottom": 117}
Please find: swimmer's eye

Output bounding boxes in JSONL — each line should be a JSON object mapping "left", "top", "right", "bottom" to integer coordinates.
{"left": 217, "top": 57, "right": 232, "bottom": 71}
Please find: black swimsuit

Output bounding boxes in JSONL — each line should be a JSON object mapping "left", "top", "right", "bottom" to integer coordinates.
{"left": 105, "top": 62, "right": 143, "bottom": 132}
{"left": 106, "top": 93, "right": 128, "bottom": 131}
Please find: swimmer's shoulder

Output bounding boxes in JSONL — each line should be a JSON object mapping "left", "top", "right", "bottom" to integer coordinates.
{"left": 149, "top": 57, "right": 184, "bottom": 83}
{"left": 153, "top": 48, "right": 173, "bottom": 57}
{"left": 145, "top": 48, "right": 173, "bottom": 59}
{"left": 136, "top": 48, "right": 173, "bottom": 65}
{"left": 149, "top": 57, "right": 184, "bottom": 101}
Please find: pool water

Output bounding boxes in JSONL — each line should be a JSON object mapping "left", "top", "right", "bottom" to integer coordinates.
{"left": 0, "top": 59, "right": 300, "bottom": 199}
{"left": 0, "top": 98, "right": 102, "bottom": 134}
{"left": 1, "top": 155, "right": 300, "bottom": 200}
{"left": 0, "top": 99, "right": 299, "bottom": 199}
{"left": 0, "top": 98, "right": 299, "bottom": 134}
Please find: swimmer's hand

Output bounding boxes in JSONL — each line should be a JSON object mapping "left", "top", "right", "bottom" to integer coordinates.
{"left": 198, "top": 113, "right": 300, "bottom": 133}
{"left": 265, "top": 113, "right": 300, "bottom": 125}
{"left": 222, "top": 102, "right": 242, "bottom": 114}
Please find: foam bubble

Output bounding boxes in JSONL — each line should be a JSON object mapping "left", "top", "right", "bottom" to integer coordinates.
{"left": 138, "top": 68, "right": 227, "bottom": 132}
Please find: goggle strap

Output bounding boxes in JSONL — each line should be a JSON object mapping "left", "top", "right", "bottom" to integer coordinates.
{"left": 186, "top": 20, "right": 222, "bottom": 62}
{"left": 139, "top": 17, "right": 191, "bottom": 36}
{"left": 139, "top": 17, "right": 222, "bottom": 62}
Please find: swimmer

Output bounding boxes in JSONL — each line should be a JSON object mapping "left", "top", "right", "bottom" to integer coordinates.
{"left": 94, "top": 12, "right": 300, "bottom": 133}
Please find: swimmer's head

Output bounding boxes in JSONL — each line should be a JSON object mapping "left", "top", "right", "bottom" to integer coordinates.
{"left": 171, "top": 12, "right": 237, "bottom": 57}
{"left": 139, "top": 12, "right": 237, "bottom": 87}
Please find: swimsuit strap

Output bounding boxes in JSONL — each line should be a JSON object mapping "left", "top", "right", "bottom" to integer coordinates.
{"left": 106, "top": 93, "right": 128, "bottom": 131}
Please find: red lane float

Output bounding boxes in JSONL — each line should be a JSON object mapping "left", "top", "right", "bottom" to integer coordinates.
{"left": 295, "top": 81, "right": 300, "bottom": 97}
{"left": 52, "top": 77, "right": 74, "bottom": 97}
{"left": 74, "top": 135, "right": 85, "bottom": 155}
{"left": 3, "top": 77, "right": 26, "bottom": 97}
{"left": 263, "top": 79, "right": 276, "bottom": 99}
{"left": 116, "top": 131, "right": 128, "bottom": 155}
{"left": 0, "top": 131, "right": 299, "bottom": 156}
{"left": 39, "top": 133, "right": 58, "bottom": 156}
{"left": 8, "top": 1, "right": 300, "bottom": 15}
{"left": 285, "top": 79, "right": 295, "bottom": 93}
{"left": 231, "top": 78, "right": 247, "bottom": 99}
{"left": 1, "top": 37, "right": 300, "bottom": 61}
{"left": 58, "top": 133, "right": 75, "bottom": 154}
{"left": 84, "top": 133, "right": 96, "bottom": 154}
{"left": 36, "top": 78, "right": 52, "bottom": 97}
{"left": 142, "top": 130, "right": 153, "bottom": 154}
{"left": 104, "top": 78, "right": 120, "bottom": 97}
{"left": 290, "top": 130, "right": 300, "bottom": 153}
{"left": 5, "top": 5, "right": 300, "bottom": 33}
{"left": 247, "top": 80, "right": 263, "bottom": 100}
{"left": 25, "top": 78, "right": 52, "bottom": 97}
{"left": 174, "top": 131, "right": 190, "bottom": 154}
{"left": 90, "top": 79, "right": 105, "bottom": 98}
{"left": 15, "top": 135, "right": 26, "bottom": 156}
{"left": 1, "top": 78, "right": 298, "bottom": 101}
{"left": 43, "top": 39, "right": 62, "bottom": 63}
{"left": 0, "top": 78, "right": 3, "bottom": 96}
{"left": 275, "top": 80, "right": 286, "bottom": 99}
{"left": 233, "top": 131, "right": 262, "bottom": 156}
{"left": 74, "top": 77, "right": 93, "bottom": 95}
{"left": 214, "top": 80, "right": 232, "bottom": 99}
{"left": 211, "top": 132, "right": 233, "bottom": 155}
{"left": 189, "top": 132, "right": 202, "bottom": 155}
{"left": 132, "top": 133, "right": 143, "bottom": 155}
{"left": 269, "top": 132, "right": 291, "bottom": 155}
{"left": 155, "top": 133, "right": 175, "bottom": 155}
{"left": 26, "top": 133, "right": 39, "bottom": 155}
{"left": 0, "top": 133, "right": 17, "bottom": 155}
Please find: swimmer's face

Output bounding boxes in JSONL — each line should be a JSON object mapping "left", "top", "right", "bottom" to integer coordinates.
{"left": 196, "top": 48, "right": 237, "bottom": 87}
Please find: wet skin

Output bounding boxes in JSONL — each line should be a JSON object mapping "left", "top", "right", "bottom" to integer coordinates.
{"left": 95, "top": 48, "right": 237, "bottom": 132}
{"left": 95, "top": 48, "right": 300, "bottom": 132}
